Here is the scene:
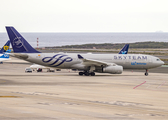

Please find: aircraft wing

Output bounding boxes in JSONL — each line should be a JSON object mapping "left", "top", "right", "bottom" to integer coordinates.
{"left": 9, "top": 53, "right": 28, "bottom": 60}
{"left": 78, "top": 54, "right": 116, "bottom": 66}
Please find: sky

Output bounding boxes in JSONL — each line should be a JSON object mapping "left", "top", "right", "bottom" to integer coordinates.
{"left": 0, "top": 0, "right": 168, "bottom": 32}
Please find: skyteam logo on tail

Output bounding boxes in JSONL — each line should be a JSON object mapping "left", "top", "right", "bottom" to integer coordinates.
{"left": 13, "top": 37, "right": 23, "bottom": 48}
{"left": 121, "top": 51, "right": 127, "bottom": 54}
{"left": 42, "top": 54, "right": 72, "bottom": 67}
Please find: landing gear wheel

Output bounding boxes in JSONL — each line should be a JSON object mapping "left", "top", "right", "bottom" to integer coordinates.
{"left": 79, "top": 71, "right": 95, "bottom": 76}
{"left": 145, "top": 72, "right": 148, "bottom": 76}
{"left": 79, "top": 72, "right": 84, "bottom": 76}
{"left": 145, "top": 69, "right": 148, "bottom": 76}
{"left": 84, "top": 72, "right": 90, "bottom": 76}
{"left": 90, "top": 72, "right": 95, "bottom": 76}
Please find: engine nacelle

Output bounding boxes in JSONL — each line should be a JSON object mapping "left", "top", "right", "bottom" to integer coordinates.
{"left": 103, "top": 65, "right": 123, "bottom": 74}
{"left": 71, "top": 64, "right": 89, "bottom": 71}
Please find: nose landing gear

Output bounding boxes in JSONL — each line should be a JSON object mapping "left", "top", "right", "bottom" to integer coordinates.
{"left": 145, "top": 69, "right": 148, "bottom": 76}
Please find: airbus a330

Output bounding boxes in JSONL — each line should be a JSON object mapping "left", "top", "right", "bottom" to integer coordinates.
{"left": 6, "top": 27, "right": 164, "bottom": 76}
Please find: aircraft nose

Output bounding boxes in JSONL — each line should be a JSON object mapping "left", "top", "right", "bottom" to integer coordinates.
{"left": 155, "top": 60, "right": 164, "bottom": 67}
{"left": 161, "top": 61, "right": 165, "bottom": 65}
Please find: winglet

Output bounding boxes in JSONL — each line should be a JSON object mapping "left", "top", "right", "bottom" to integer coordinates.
{"left": 119, "top": 44, "right": 129, "bottom": 54}
{"left": 78, "top": 54, "right": 84, "bottom": 59}
{"left": 6, "top": 26, "right": 40, "bottom": 53}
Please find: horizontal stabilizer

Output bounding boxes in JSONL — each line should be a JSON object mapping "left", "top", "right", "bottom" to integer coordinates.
{"left": 10, "top": 53, "right": 28, "bottom": 60}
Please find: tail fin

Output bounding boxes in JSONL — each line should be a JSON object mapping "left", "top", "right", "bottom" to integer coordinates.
{"left": 0, "top": 40, "right": 10, "bottom": 53}
{"left": 6, "top": 49, "right": 11, "bottom": 53}
{"left": 118, "top": 44, "right": 129, "bottom": 54}
{"left": 6, "top": 27, "right": 40, "bottom": 53}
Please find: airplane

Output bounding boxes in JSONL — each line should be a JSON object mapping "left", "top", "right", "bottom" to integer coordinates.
{"left": 0, "top": 40, "right": 11, "bottom": 62}
{"left": 6, "top": 26, "right": 164, "bottom": 76}
{"left": 119, "top": 44, "right": 129, "bottom": 54}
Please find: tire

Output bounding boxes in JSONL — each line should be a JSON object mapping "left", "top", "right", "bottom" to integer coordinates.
{"left": 84, "top": 72, "right": 90, "bottom": 76}
{"left": 90, "top": 72, "right": 95, "bottom": 76}
{"left": 79, "top": 72, "right": 84, "bottom": 76}
{"left": 145, "top": 72, "right": 148, "bottom": 76}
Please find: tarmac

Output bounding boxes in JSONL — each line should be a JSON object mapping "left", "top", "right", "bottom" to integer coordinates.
{"left": 0, "top": 59, "right": 168, "bottom": 120}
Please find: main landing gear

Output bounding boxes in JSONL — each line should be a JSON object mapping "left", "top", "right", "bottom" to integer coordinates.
{"left": 145, "top": 69, "right": 148, "bottom": 76}
{"left": 79, "top": 71, "right": 95, "bottom": 76}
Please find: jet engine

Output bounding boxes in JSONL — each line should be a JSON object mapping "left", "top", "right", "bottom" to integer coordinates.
{"left": 103, "top": 65, "right": 123, "bottom": 74}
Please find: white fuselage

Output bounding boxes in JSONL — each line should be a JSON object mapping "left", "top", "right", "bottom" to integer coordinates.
{"left": 18, "top": 53, "right": 164, "bottom": 70}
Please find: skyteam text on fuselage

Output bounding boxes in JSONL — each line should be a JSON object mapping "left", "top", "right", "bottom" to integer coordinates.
{"left": 6, "top": 27, "right": 164, "bottom": 76}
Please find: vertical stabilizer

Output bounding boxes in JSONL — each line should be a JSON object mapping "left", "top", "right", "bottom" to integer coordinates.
{"left": 0, "top": 40, "right": 10, "bottom": 53}
{"left": 119, "top": 44, "right": 129, "bottom": 54}
{"left": 6, "top": 27, "right": 40, "bottom": 53}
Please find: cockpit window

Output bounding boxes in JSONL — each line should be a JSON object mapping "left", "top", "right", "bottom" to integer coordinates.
{"left": 156, "top": 59, "right": 160, "bottom": 61}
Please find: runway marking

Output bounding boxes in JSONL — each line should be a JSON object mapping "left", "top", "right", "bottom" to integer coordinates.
{"left": 0, "top": 96, "right": 20, "bottom": 98}
{"left": 133, "top": 81, "right": 146, "bottom": 89}
{"left": 0, "top": 80, "right": 6, "bottom": 83}
{"left": 157, "top": 81, "right": 166, "bottom": 89}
